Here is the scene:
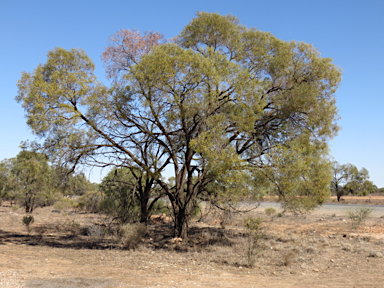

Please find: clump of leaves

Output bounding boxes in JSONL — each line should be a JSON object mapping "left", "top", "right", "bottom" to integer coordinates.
{"left": 12, "top": 205, "right": 19, "bottom": 211}
{"left": 243, "top": 216, "right": 264, "bottom": 267}
{"left": 119, "top": 223, "right": 147, "bottom": 250}
{"left": 22, "top": 214, "right": 34, "bottom": 234}
{"left": 346, "top": 206, "right": 373, "bottom": 229}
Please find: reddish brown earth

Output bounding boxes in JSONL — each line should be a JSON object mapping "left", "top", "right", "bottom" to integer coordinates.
{"left": 1, "top": 197, "right": 384, "bottom": 287}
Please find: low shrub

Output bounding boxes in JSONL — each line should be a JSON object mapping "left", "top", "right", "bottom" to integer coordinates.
{"left": 22, "top": 215, "right": 34, "bottom": 234}
{"left": 346, "top": 206, "right": 374, "bottom": 229}
{"left": 84, "top": 224, "right": 106, "bottom": 242}
{"left": 243, "top": 216, "right": 264, "bottom": 267}
{"left": 265, "top": 207, "right": 277, "bottom": 221}
{"left": 53, "top": 197, "right": 78, "bottom": 212}
{"left": 119, "top": 223, "right": 147, "bottom": 250}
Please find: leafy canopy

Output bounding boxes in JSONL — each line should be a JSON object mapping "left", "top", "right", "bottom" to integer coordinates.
{"left": 16, "top": 12, "right": 342, "bottom": 236}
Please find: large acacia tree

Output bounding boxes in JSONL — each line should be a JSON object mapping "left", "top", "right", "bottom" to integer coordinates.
{"left": 16, "top": 12, "right": 341, "bottom": 238}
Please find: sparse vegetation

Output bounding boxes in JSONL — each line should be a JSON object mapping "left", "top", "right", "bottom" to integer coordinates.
{"left": 265, "top": 207, "right": 277, "bottom": 220}
{"left": 243, "top": 216, "right": 264, "bottom": 268}
{"left": 1, "top": 196, "right": 384, "bottom": 286}
{"left": 84, "top": 224, "right": 106, "bottom": 242}
{"left": 119, "top": 223, "right": 147, "bottom": 250}
{"left": 346, "top": 206, "right": 374, "bottom": 229}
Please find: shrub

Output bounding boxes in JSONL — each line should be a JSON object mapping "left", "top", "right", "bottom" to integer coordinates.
{"left": 119, "top": 223, "right": 147, "bottom": 250}
{"left": 22, "top": 215, "right": 34, "bottom": 234}
{"left": 346, "top": 206, "right": 374, "bottom": 229}
{"left": 265, "top": 207, "right": 276, "bottom": 220}
{"left": 12, "top": 205, "right": 19, "bottom": 211}
{"left": 84, "top": 224, "right": 106, "bottom": 242}
{"left": 53, "top": 197, "right": 78, "bottom": 212}
{"left": 243, "top": 216, "right": 264, "bottom": 267}
{"left": 64, "top": 219, "right": 81, "bottom": 237}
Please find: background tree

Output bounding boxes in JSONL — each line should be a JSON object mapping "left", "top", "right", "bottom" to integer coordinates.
{"left": 0, "top": 159, "right": 16, "bottom": 205}
{"left": 331, "top": 161, "right": 376, "bottom": 201}
{"left": 16, "top": 12, "right": 342, "bottom": 238}
{"left": 11, "top": 151, "right": 51, "bottom": 213}
{"left": 99, "top": 166, "right": 164, "bottom": 223}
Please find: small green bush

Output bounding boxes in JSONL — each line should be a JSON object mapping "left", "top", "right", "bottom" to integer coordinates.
{"left": 265, "top": 207, "right": 276, "bottom": 217}
{"left": 243, "top": 216, "right": 264, "bottom": 268}
{"left": 346, "top": 206, "right": 374, "bottom": 229}
{"left": 12, "top": 205, "right": 20, "bottom": 211}
{"left": 22, "top": 215, "right": 34, "bottom": 234}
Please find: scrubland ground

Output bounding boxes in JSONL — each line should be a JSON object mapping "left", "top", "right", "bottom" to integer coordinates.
{"left": 0, "top": 197, "right": 384, "bottom": 288}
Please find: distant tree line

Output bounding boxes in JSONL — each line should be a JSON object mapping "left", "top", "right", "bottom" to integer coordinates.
{"left": 0, "top": 150, "right": 96, "bottom": 213}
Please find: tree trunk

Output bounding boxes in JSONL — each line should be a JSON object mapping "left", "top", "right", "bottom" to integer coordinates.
{"left": 173, "top": 207, "right": 189, "bottom": 239}
{"left": 140, "top": 199, "right": 149, "bottom": 223}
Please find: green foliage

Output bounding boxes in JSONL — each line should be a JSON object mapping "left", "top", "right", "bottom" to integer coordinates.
{"left": 265, "top": 207, "right": 276, "bottom": 217}
{"left": 243, "top": 217, "right": 264, "bottom": 268}
{"left": 99, "top": 167, "right": 163, "bottom": 223}
{"left": 78, "top": 190, "right": 103, "bottom": 213}
{"left": 53, "top": 197, "right": 78, "bottom": 211}
{"left": 258, "top": 134, "right": 333, "bottom": 213}
{"left": 11, "top": 151, "right": 52, "bottom": 213}
{"left": 16, "top": 12, "right": 342, "bottom": 238}
{"left": 332, "top": 162, "right": 377, "bottom": 201}
{"left": 346, "top": 206, "right": 374, "bottom": 229}
{"left": 99, "top": 168, "right": 141, "bottom": 223}
{"left": 11, "top": 205, "right": 19, "bottom": 211}
{"left": 52, "top": 168, "right": 93, "bottom": 197}
{"left": 22, "top": 215, "right": 34, "bottom": 234}
{"left": 151, "top": 199, "right": 170, "bottom": 215}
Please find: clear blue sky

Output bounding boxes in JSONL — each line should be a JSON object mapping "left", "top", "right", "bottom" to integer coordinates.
{"left": 1, "top": 0, "right": 383, "bottom": 187}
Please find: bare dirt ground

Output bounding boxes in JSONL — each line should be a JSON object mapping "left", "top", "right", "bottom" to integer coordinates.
{"left": 1, "top": 197, "right": 384, "bottom": 288}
